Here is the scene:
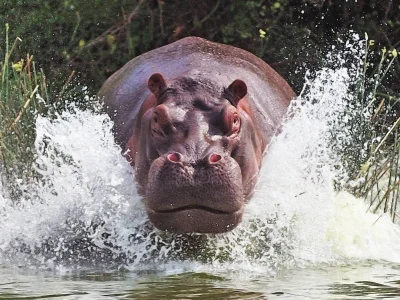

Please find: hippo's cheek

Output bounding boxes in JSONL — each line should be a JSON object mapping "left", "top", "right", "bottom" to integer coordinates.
{"left": 144, "top": 155, "right": 245, "bottom": 234}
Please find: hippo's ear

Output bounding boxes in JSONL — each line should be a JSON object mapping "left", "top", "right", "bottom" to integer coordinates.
{"left": 148, "top": 73, "right": 167, "bottom": 98}
{"left": 227, "top": 79, "right": 247, "bottom": 106}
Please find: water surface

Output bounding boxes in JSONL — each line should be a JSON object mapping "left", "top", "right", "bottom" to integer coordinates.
{"left": 2, "top": 262, "right": 400, "bottom": 299}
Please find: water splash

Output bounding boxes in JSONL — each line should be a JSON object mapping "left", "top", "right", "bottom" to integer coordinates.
{"left": 1, "top": 38, "right": 400, "bottom": 274}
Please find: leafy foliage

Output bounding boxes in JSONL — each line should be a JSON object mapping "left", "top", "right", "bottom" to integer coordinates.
{"left": 1, "top": 0, "right": 398, "bottom": 95}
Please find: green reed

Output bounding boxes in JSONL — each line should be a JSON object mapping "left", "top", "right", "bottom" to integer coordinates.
{"left": 351, "top": 37, "right": 400, "bottom": 222}
{"left": 0, "top": 24, "right": 50, "bottom": 194}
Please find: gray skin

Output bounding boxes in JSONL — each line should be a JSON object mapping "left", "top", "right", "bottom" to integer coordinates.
{"left": 99, "top": 37, "right": 295, "bottom": 234}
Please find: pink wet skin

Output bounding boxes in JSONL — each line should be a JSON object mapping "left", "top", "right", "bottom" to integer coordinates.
{"left": 167, "top": 153, "right": 221, "bottom": 164}
{"left": 98, "top": 37, "right": 295, "bottom": 234}
{"left": 209, "top": 154, "right": 221, "bottom": 163}
{"left": 167, "top": 153, "right": 180, "bottom": 162}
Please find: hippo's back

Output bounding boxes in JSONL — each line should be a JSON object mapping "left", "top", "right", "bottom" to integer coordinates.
{"left": 99, "top": 37, "right": 294, "bottom": 148}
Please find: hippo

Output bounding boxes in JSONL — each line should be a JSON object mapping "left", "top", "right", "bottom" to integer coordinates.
{"left": 99, "top": 37, "right": 295, "bottom": 234}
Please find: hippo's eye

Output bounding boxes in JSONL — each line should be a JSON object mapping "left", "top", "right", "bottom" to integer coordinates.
{"left": 151, "top": 113, "right": 164, "bottom": 138}
{"left": 233, "top": 115, "right": 239, "bottom": 125}
{"left": 222, "top": 110, "right": 240, "bottom": 136}
{"left": 151, "top": 109, "right": 174, "bottom": 140}
{"left": 231, "top": 113, "right": 240, "bottom": 134}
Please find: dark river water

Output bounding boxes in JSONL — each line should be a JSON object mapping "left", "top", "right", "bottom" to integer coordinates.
{"left": 2, "top": 262, "right": 400, "bottom": 299}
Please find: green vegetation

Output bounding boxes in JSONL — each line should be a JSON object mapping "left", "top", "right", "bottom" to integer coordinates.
{"left": 0, "top": 24, "right": 75, "bottom": 197}
{"left": 0, "top": 0, "right": 400, "bottom": 219}
{"left": 351, "top": 41, "right": 400, "bottom": 221}
{"left": 1, "top": 0, "right": 398, "bottom": 94}
{"left": 0, "top": 24, "right": 50, "bottom": 194}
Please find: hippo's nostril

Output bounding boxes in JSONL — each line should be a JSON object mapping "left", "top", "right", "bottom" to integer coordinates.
{"left": 167, "top": 152, "right": 181, "bottom": 163}
{"left": 209, "top": 153, "right": 222, "bottom": 164}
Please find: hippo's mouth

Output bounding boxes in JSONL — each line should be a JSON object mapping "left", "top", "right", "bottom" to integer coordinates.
{"left": 146, "top": 205, "right": 244, "bottom": 234}
{"left": 155, "top": 205, "right": 231, "bottom": 215}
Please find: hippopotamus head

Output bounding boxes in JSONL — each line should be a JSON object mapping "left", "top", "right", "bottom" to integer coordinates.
{"left": 127, "top": 73, "right": 265, "bottom": 234}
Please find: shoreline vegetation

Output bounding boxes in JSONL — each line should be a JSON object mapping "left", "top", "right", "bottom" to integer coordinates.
{"left": 0, "top": 24, "right": 77, "bottom": 198}
{"left": 0, "top": 24, "right": 49, "bottom": 197}
{"left": 346, "top": 37, "right": 400, "bottom": 222}
{"left": 1, "top": 0, "right": 399, "bottom": 220}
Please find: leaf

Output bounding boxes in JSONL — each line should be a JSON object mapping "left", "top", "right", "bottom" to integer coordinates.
{"left": 273, "top": 2, "right": 281, "bottom": 9}
{"left": 78, "top": 39, "right": 85, "bottom": 48}
{"left": 12, "top": 59, "right": 24, "bottom": 72}
{"left": 106, "top": 34, "right": 116, "bottom": 46}
{"left": 360, "top": 161, "right": 370, "bottom": 175}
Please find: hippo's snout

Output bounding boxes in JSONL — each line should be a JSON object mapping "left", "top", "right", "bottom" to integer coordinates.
{"left": 145, "top": 153, "right": 245, "bottom": 233}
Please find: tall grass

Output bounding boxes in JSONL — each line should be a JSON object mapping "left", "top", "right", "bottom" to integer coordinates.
{"left": 1, "top": 25, "right": 93, "bottom": 200}
{"left": 350, "top": 37, "right": 400, "bottom": 222}
{"left": 0, "top": 24, "right": 51, "bottom": 196}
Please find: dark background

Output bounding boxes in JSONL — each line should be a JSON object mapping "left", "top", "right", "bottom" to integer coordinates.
{"left": 1, "top": 0, "right": 399, "bottom": 96}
